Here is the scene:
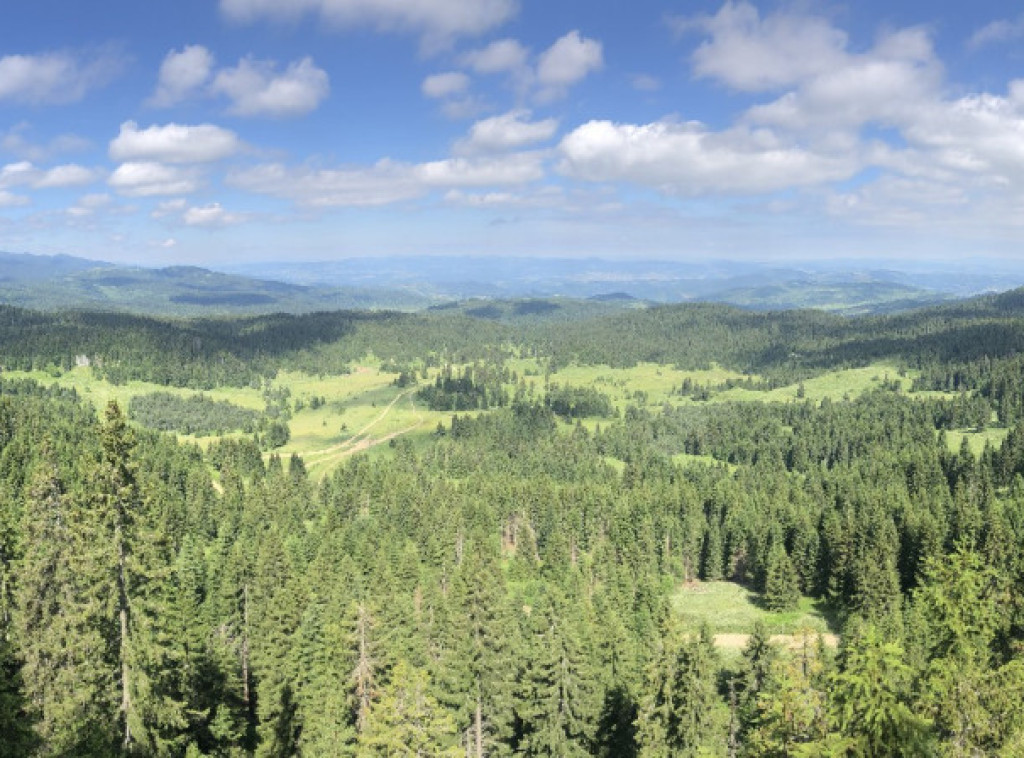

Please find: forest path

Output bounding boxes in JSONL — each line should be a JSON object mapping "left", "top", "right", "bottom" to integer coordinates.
{"left": 303, "top": 388, "right": 425, "bottom": 467}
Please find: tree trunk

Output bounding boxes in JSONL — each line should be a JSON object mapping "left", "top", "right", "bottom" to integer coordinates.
{"left": 118, "top": 525, "right": 132, "bottom": 751}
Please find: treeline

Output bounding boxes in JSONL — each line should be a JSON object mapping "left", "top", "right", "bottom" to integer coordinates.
{"left": 7, "top": 286, "right": 1024, "bottom": 392}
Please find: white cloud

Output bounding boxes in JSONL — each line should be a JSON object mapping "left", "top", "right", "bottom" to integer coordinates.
{"left": 828, "top": 176, "right": 969, "bottom": 227}
{"left": 536, "top": 30, "right": 603, "bottom": 94}
{"left": 0, "top": 161, "right": 99, "bottom": 190}
{"left": 229, "top": 151, "right": 544, "bottom": 207}
{"left": 901, "top": 86, "right": 1024, "bottom": 182}
{"left": 0, "top": 161, "right": 36, "bottom": 188}
{"left": 110, "top": 121, "right": 242, "bottom": 164}
{"left": 461, "top": 38, "right": 529, "bottom": 74}
{"left": 745, "top": 29, "right": 942, "bottom": 132}
{"left": 0, "top": 191, "right": 30, "bottom": 208}
{"left": 969, "top": 15, "right": 1024, "bottom": 49}
{"left": 152, "top": 198, "right": 188, "bottom": 218}
{"left": 220, "top": 0, "right": 517, "bottom": 49}
{"left": 183, "top": 202, "right": 247, "bottom": 227}
{"left": 33, "top": 164, "right": 99, "bottom": 188}
{"left": 1, "top": 125, "right": 91, "bottom": 162}
{"left": 0, "top": 50, "right": 122, "bottom": 104}
{"left": 211, "top": 56, "right": 329, "bottom": 117}
{"left": 416, "top": 153, "right": 544, "bottom": 186}
{"left": 444, "top": 185, "right": 563, "bottom": 208}
{"left": 457, "top": 110, "right": 558, "bottom": 153}
{"left": 108, "top": 162, "right": 201, "bottom": 197}
{"left": 149, "top": 45, "right": 215, "bottom": 107}
{"left": 672, "top": 1, "right": 848, "bottom": 92}
{"left": 558, "top": 119, "right": 857, "bottom": 195}
{"left": 229, "top": 160, "right": 423, "bottom": 207}
{"left": 67, "top": 193, "right": 113, "bottom": 217}
{"left": 421, "top": 72, "right": 469, "bottom": 98}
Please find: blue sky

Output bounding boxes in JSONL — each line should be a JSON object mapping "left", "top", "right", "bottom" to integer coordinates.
{"left": 1, "top": 0, "right": 1024, "bottom": 266}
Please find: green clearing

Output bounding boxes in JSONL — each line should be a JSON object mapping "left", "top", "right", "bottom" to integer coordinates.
{"left": 715, "top": 363, "right": 913, "bottom": 404}
{"left": 3, "top": 363, "right": 451, "bottom": 478}
{"left": 673, "top": 581, "right": 837, "bottom": 637}
{"left": 2, "top": 367, "right": 266, "bottom": 412}
{"left": 526, "top": 361, "right": 756, "bottom": 412}
{"left": 4, "top": 358, "right": 988, "bottom": 479}
{"left": 944, "top": 426, "right": 1009, "bottom": 456}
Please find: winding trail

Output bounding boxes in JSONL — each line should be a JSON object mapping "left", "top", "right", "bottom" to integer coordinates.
{"left": 302, "top": 387, "right": 425, "bottom": 467}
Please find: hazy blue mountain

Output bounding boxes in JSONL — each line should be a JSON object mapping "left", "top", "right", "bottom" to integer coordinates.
{"left": 0, "top": 252, "right": 433, "bottom": 315}
{"left": 3, "top": 251, "right": 1021, "bottom": 317}
{"left": 218, "top": 255, "right": 997, "bottom": 312}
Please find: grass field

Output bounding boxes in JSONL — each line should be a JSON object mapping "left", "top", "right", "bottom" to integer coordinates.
{"left": 944, "top": 427, "right": 1009, "bottom": 456}
{"left": 673, "top": 581, "right": 837, "bottom": 636}
{"left": 3, "top": 358, "right": 987, "bottom": 478}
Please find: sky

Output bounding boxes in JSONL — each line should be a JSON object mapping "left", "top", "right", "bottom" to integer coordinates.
{"left": 1, "top": 0, "right": 1024, "bottom": 266}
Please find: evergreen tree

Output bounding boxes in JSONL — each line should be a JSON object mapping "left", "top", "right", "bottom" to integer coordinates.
{"left": 831, "top": 624, "right": 932, "bottom": 756}
{"left": 764, "top": 543, "right": 801, "bottom": 612}
{"left": 359, "top": 660, "right": 461, "bottom": 756}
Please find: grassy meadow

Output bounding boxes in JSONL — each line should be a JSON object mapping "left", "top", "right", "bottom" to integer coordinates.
{"left": 2, "top": 357, "right": 982, "bottom": 479}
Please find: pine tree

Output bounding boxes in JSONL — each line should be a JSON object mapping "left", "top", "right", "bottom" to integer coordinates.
{"left": 359, "top": 659, "right": 461, "bottom": 756}
{"left": 830, "top": 624, "right": 932, "bottom": 756}
{"left": 516, "top": 590, "right": 601, "bottom": 756}
{"left": 79, "top": 402, "right": 187, "bottom": 755}
{"left": 12, "top": 450, "right": 81, "bottom": 754}
{"left": 764, "top": 543, "right": 800, "bottom": 612}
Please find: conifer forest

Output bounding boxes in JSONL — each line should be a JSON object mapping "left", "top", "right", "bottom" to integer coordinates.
{"left": 2, "top": 294, "right": 1024, "bottom": 757}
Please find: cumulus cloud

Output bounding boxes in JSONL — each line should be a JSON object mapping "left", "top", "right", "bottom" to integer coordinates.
{"left": 108, "top": 162, "right": 201, "bottom": 197}
{"left": 440, "top": 31, "right": 601, "bottom": 108}
{"left": 110, "top": 121, "right": 242, "bottom": 164}
{"left": 461, "top": 38, "right": 529, "bottom": 74}
{"left": 558, "top": 119, "right": 857, "bottom": 194}
{"left": 228, "top": 151, "right": 544, "bottom": 207}
{"left": 149, "top": 45, "right": 215, "bottom": 107}
{"left": 67, "top": 193, "right": 113, "bottom": 217}
{"left": 0, "top": 190, "right": 30, "bottom": 208}
{"left": 671, "top": 1, "right": 848, "bottom": 92}
{"left": 537, "top": 30, "right": 603, "bottom": 87}
{"left": 457, "top": 110, "right": 558, "bottom": 153}
{"left": 0, "top": 160, "right": 99, "bottom": 190}
{"left": 0, "top": 162, "right": 36, "bottom": 188}
{"left": 211, "top": 57, "right": 329, "bottom": 117}
{"left": 745, "top": 28, "right": 942, "bottom": 132}
{"left": 1, "top": 125, "right": 91, "bottom": 162}
{"left": 151, "top": 198, "right": 188, "bottom": 218}
{"left": 968, "top": 15, "right": 1024, "bottom": 49}
{"left": 0, "top": 49, "right": 122, "bottom": 104}
{"left": 33, "top": 164, "right": 100, "bottom": 188}
{"left": 183, "top": 202, "right": 247, "bottom": 227}
{"left": 220, "top": 0, "right": 517, "bottom": 49}
{"left": 900, "top": 85, "right": 1024, "bottom": 181}
{"left": 421, "top": 72, "right": 470, "bottom": 98}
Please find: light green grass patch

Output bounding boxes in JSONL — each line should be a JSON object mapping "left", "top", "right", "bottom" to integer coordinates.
{"left": 2, "top": 367, "right": 266, "bottom": 414}
{"left": 944, "top": 427, "right": 1008, "bottom": 457}
{"left": 715, "top": 363, "right": 911, "bottom": 404}
{"left": 673, "top": 581, "right": 836, "bottom": 636}
{"left": 534, "top": 361, "right": 756, "bottom": 412}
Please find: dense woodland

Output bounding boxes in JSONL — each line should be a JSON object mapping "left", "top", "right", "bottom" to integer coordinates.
{"left": 1, "top": 294, "right": 1024, "bottom": 755}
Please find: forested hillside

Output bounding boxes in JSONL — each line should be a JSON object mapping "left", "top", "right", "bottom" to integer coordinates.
{"left": 0, "top": 297, "right": 1023, "bottom": 755}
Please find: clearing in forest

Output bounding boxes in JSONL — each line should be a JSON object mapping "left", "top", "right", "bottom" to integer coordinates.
{"left": 673, "top": 580, "right": 839, "bottom": 652}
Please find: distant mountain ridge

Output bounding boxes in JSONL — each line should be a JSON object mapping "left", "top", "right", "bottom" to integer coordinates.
{"left": 0, "top": 251, "right": 433, "bottom": 315}
{"left": 1, "top": 250, "right": 1021, "bottom": 317}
